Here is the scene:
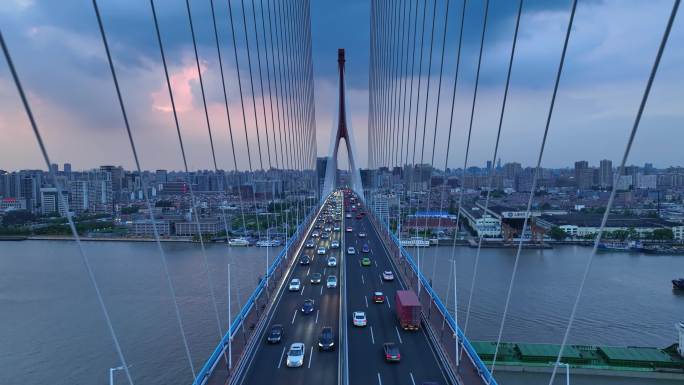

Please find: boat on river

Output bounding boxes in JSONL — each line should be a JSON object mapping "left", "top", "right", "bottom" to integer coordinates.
{"left": 400, "top": 237, "right": 430, "bottom": 248}
{"left": 256, "top": 239, "right": 281, "bottom": 247}
{"left": 228, "top": 238, "right": 250, "bottom": 246}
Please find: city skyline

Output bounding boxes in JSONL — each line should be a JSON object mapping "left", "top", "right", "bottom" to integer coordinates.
{"left": 1, "top": 0, "right": 683, "bottom": 171}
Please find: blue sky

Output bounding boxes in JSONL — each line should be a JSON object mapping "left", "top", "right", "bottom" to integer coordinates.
{"left": 0, "top": 0, "right": 682, "bottom": 171}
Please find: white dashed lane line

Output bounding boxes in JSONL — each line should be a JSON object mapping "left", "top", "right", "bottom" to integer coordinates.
{"left": 277, "top": 346, "right": 287, "bottom": 368}
{"left": 395, "top": 326, "right": 403, "bottom": 344}
{"left": 291, "top": 310, "right": 297, "bottom": 325}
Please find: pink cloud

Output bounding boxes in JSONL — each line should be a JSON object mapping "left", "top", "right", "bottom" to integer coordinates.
{"left": 151, "top": 60, "right": 207, "bottom": 113}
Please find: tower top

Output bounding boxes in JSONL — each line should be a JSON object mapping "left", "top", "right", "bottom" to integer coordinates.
{"left": 338, "top": 48, "right": 345, "bottom": 65}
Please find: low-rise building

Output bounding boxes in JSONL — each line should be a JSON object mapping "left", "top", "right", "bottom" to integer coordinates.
{"left": 174, "top": 220, "right": 220, "bottom": 236}
{"left": 132, "top": 219, "right": 170, "bottom": 236}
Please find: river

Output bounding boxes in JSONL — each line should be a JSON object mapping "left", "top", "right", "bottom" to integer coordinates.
{"left": 0, "top": 240, "right": 682, "bottom": 385}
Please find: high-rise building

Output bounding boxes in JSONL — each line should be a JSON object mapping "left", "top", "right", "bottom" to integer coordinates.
{"left": 574, "top": 161, "right": 593, "bottom": 190}
{"left": 155, "top": 169, "right": 168, "bottom": 184}
{"left": 40, "top": 187, "right": 69, "bottom": 216}
{"left": 50, "top": 163, "right": 59, "bottom": 174}
{"left": 63, "top": 163, "right": 72, "bottom": 175}
{"left": 599, "top": 159, "right": 613, "bottom": 188}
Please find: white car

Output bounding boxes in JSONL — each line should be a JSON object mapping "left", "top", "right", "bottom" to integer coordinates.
{"left": 358, "top": 232, "right": 367, "bottom": 238}
{"left": 333, "top": 225, "right": 341, "bottom": 232}
{"left": 312, "top": 231, "right": 320, "bottom": 238}
{"left": 326, "top": 275, "right": 337, "bottom": 288}
{"left": 327, "top": 256, "right": 337, "bottom": 267}
{"left": 330, "top": 240, "right": 340, "bottom": 249}
{"left": 347, "top": 246, "right": 356, "bottom": 255}
{"left": 346, "top": 213, "right": 352, "bottom": 219}
{"left": 382, "top": 270, "right": 394, "bottom": 281}
{"left": 286, "top": 342, "right": 305, "bottom": 367}
{"left": 305, "top": 240, "right": 315, "bottom": 248}
{"left": 352, "top": 311, "right": 367, "bottom": 327}
{"left": 346, "top": 227, "right": 353, "bottom": 232}
{"left": 317, "top": 246, "right": 327, "bottom": 255}
{"left": 288, "top": 278, "right": 301, "bottom": 291}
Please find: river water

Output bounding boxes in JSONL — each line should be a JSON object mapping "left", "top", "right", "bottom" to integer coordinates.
{"left": 0, "top": 240, "right": 682, "bottom": 385}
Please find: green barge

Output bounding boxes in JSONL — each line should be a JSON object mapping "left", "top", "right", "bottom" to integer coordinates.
{"left": 473, "top": 339, "right": 684, "bottom": 380}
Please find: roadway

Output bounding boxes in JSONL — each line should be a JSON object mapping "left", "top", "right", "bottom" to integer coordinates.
{"left": 344, "top": 195, "right": 450, "bottom": 385}
{"left": 236, "top": 193, "right": 342, "bottom": 385}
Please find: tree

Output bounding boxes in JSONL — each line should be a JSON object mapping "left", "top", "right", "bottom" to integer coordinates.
{"left": 549, "top": 226, "right": 568, "bottom": 241}
{"left": 1, "top": 210, "right": 35, "bottom": 226}
{"left": 650, "top": 228, "right": 673, "bottom": 241}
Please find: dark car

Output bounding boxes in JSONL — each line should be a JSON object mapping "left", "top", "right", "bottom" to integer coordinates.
{"left": 318, "top": 326, "right": 335, "bottom": 351}
{"left": 383, "top": 342, "right": 401, "bottom": 362}
{"left": 300, "top": 255, "right": 311, "bottom": 265}
{"left": 301, "top": 299, "right": 315, "bottom": 314}
{"left": 372, "top": 291, "right": 385, "bottom": 303}
{"left": 267, "top": 324, "right": 283, "bottom": 344}
{"left": 362, "top": 243, "right": 370, "bottom": 253}
{"left": 310, "top": 273, "right": 322, "bottom": 284}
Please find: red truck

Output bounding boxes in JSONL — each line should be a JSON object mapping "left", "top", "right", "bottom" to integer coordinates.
{"left": 395, "top": 290, "right": 421, "bottom": 330}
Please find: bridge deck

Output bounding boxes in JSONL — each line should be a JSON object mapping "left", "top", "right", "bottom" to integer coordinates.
{"left": 202, "top": 192, "right": 493, "bottom": 385}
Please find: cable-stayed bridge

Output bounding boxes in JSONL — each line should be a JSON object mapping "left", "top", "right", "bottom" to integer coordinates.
{"left": 0, "top": 1, "right": 680, "bottom": 385}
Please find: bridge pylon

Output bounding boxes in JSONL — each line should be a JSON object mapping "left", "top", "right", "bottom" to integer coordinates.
{"left": 322, "top": 48, "right": 364, "bottom": 200}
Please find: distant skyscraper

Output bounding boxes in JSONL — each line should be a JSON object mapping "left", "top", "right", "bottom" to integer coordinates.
{"left": 50, "top": 163, "right": 58, "bottom": 174}
{"left": 63, "top": 163, "right": 72, "bottom": 175}
{"left": 644, "top": 163, "right": 654, "bottom": 175}
{"left": 599, "top": 159, "right": 613, "bottom": 188}
{"left": 486, "top": 160, "right": 493, "bottom": 172}
{"left": 574, "top": 161, "right": 593, "bottom": 190}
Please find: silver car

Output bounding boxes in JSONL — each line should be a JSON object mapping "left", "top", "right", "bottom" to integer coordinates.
{"left": 286, "top": 342, "right": 305, "bottom": 367}
{"left": 326, "top": 275, "right": 337, "bottom": 288}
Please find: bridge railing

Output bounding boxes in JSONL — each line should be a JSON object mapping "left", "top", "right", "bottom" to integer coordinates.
{"left": 193, "top": 207, "right": 317, "bottom": 385}
{"left": 368, "top": 210, "right": 498, "bottom": 385}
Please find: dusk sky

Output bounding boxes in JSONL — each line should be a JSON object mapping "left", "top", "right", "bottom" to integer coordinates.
{"left": 0, "top": 0, "right": 682, "bottom": 172}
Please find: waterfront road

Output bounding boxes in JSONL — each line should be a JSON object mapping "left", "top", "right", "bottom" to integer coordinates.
{"left": 344, "top": 204, "right": 450, "bottom": 385}
{"left": 237, "top": 195, "right": 342, "bottom": 385}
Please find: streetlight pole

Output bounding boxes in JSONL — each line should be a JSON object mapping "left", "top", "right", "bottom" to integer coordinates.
{"left": 560, "top": 362, "right": 570, "bottom": 385}
{"left": 109, "top": 365, "right": 129, "bottom": 385}
{"left": 227, "top": 263, "right": 232, "bottom": 371}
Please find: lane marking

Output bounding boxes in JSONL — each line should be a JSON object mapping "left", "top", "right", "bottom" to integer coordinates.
{"left": 308, "top": 346, "right": 313, "bottom": 368}
{"left": 409, "top": 372, "right": 416, "bottom": 385}
{"left": 300, "top": 285, "right": 305, "bottom": 296}
{"left": 374, "top": 260, "right": 378, "bottom": 267}
{"left": 277, "top": 346, "right": 286, "bottom": 368}
{"left": 315, "top": 309, "right": 319, "bottom": 324}
{"left": 377, "top": 372, "right": 382, "bottom": 385}
{"left": 370, "top": 325, "right": 375, "bottom": 344}
{"left": 323, "top": 267, "right": 327, "bottom": 275}
{"left": 320, "top": 285, "right": 323, "bottom": 295}
{"left": 364, "top": 295, "right": 368, "bottom": 308}
{"left": 361, "top": 274, "right": 365, "bottom": 285}
{"left": 291, "top": 310, "right": 297, "bottom": 325}
{"left": 306, "top": 267, "right": 310, "bottom": 276}
{"left": 395, "top": 326, "right": 403, "bottom": 344}
{"left": 386, "top": 298, "right": 391, "bottom": 310}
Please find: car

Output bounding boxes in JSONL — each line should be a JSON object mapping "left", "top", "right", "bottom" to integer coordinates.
{"left": 267, "top": 324, "right": 283, "bottom": 343}
{"left": 327, "top": 256, "right": 337, "bottom": 267}
{"left": 326, "top": 275, "right": 337, "bottom": 288}
{"left": 346, "top": 213, "right": 352, "bottom": 219}
{"left": 321, "top": 232, "right": 330, "bottom": 239}
{"left": 346, "top": 226, "right": 353, "bottom": 232}
{"left": 299, "top": 255, "right": 310, "bottom": 265}
{"left": 361, "top": 257, "right": 371, "bottom": 266}
{"left": 372, "top": 291, "right": 385, "bottom": 303}
{"left": 358, "top": 232, "right": 367, "bottom": 238}
{"left": 286, "top": 342, "right": 305, "bottom": 367}
{"left": 330, "top": 240, "right": 340, "bottom": 249}
{"left": 324, "top": 226, "right": 332, "bottom": 232}
{"left": 382, "top": 270, "right": 394, "bottom": 281}
{"left": 310, "top": 273, "right": 322, "bottom": 284}
{"left": 312, "top": 231, "right": 320, "bottom": 238}
{"left": 317, "top": 246, "right": 327, "bottom": 255}
{"left": 333, "top": 225, "right": 341, "bottom": 232}
{"left": 356, "top": 214, "right": 363, "bottom": 220}
{"left": 301, "top": 298, "right": 315, "bottom": 314}
{"left": 347, "top": 246, "right": 356, "bottom": 255}
{"left": 318, "top": 326, "right": 335, "bottom": 351}
{"left": 305, "top": 240, "right": 315, "bottom": 248}
{"left": 289, "top": 278, "right": 301, "bottom": 291}
{"left": 362, "top": 243, "right": 370, "bottom": 253}
{"left": 383, "top": 342, "right": 401, "bottom": 362}
{"left": 352, "top": 311, "right": 367, "bottom": 327}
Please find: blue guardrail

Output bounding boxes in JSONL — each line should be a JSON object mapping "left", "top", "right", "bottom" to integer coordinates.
{"left": 193, "top": 209, "right": 315, "bottom": 385}
{"left": 376, "top": 216, "right": 498, "bottom": 385}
